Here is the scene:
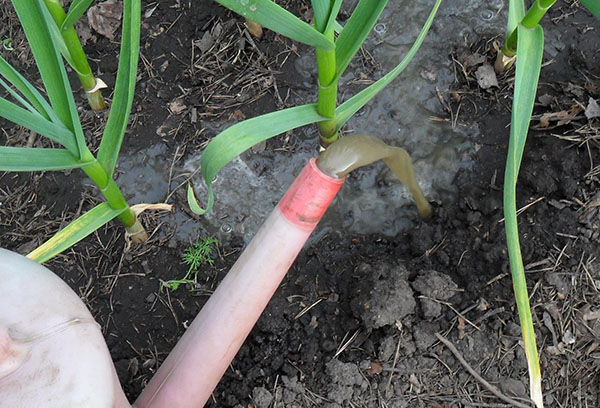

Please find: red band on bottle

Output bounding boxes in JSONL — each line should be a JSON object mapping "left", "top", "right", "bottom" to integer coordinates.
{"left": 278, "top": 158, "right": 345, "bottom": 227}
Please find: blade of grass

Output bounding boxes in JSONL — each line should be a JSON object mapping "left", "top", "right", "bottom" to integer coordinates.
{"left": 507, "top": 0, "right": 526, "bottom": 37}
{"left": 0, "top": 77, "right": 42, "bottom": 115}
{"left": 187, "top": 104, "right": 327, "bottom": 214}
{"left": 0, "top": 98, "right": 78, "bottom": 152}
{"left": 311, "top": 0, "right": 330, "bottom": 32}
{"left": 334, "top": 0, "right": 388, "bottom": 80}
{"left": 334, "top": 0, "right": 442, "bottom": 130}
{"left": 0, "top": 147, "right": 84, "bottom": 171}
{"left": 38, "top": 2, "right": 83, "bottom": 75}
{"left": 334, "top": 20, "right": 344, "bottom": 34}
{"left": 579, "top": 0, "right": 600, "bottom": 18}
{"left": 61, "top": 0, "right": 94, "bottom": 30}
{"left": 311, "top": 0, "right": 342, "bottom": 35}
{"left": 215, "top": 0, "right": 334, "bottom": 50}
{"left": 324, "top": 0, "right": 343, "bottom": 35}
{"left": 504, "top": 23, "right": 544, "bottom": 408}
{"left": 0, "top": 55, "right": 60, "bottom": 122}
{"left": 27, "top": 202, "right": 127, "bottom": 263}
{"left": 97, "top": 0, "right": 141, "bottom": 175}
{"left": 10, "top": 0, "right": 84, "bottom": 150}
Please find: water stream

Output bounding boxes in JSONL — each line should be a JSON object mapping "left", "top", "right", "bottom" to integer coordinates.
{"left": 115, "top": 0, "right": 507, "bottom": 244}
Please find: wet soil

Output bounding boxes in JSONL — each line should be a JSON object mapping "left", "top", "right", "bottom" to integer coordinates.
{"left": 1, "top": 1, "right": 599, "bottom": 407}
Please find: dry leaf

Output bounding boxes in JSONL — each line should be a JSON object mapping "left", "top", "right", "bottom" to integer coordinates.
{"left": 168, "top": 99, "right": 187, "bottom": 115}
{"left": 463, "top": 52, "right": 486, "bottom": 68}
{"left": 585, "top": 97, "right": 600, "bottom": 120}
{"left": 535, "top": 104, "right": 582, "bottom": 128}
{"left": 499, "top": 377, "right": 527, "bottom": 398}
{"left": 585, "top": 81, "right": 598, "bottom": 96}
{"left": 230, "top": 110, "right": 246, "bottom": 120}
{"left": 583, "top": 309, "right": 600, "bottom": 321}
{"left": 245, "top": 19, "right": 263, "bottom": 39}
{"left": 457, "top": 316, "right": 466, "bottom": 340}
{"left": 538, "top": 94, "right": 553, "bottom": 107}
{"left": 131, "top": 203, "right": 173, "bottom": 216}
{"left": 251, "top": 140, "right": 266, "bottom": 154}
{"left": 159, "top": 60, "right": 169, "bottom": 73}
{"left": 75, "top": 20, "right": 94, "bottom": 45}
{"left": 408, "top": 374, "right": 422, "bottom": 392}
{"left": 198, "top": 31, "right": 214, "bottom": 53}
{"left": 366, "top": 361, "right": 383, "bottom": 375}
{"left": 156, "top": 124, "right": 169, "bottom": 137}
{"left": 475, "top": 64, "right": 498, "bottom": 89}
{"left": 561, "top": 329, "right": 575, "bottom": 345}
{"left": 144, "top": 4, "right": 158, "bottom": 19}
{"left": 87, "top": 0, "right": 123, "bottom": 40}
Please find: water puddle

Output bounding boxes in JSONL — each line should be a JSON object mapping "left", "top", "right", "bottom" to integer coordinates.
{"left": 112, "top": 145, "right": 203, "bottom": 244}
{"left": 116, "top": 0, "right": 507, "bottom": 244}
{"left": 114, "top": 144, "right": 170, "bottom": 204}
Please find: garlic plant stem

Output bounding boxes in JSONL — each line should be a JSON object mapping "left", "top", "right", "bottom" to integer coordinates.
{"left": 42, "top": 0, "right": 107, "bottom": 111}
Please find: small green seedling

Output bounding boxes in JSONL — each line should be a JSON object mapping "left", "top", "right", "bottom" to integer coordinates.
{"left": 1, "top": 38, "right": 13, "bottom": 51}
{"left": 164, "top": 237, "right": 218, "bottom": 291}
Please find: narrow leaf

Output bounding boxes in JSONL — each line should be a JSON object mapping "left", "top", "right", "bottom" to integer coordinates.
{"left": 0, "top": 98, "right": 78, "bottom": 152}
{"left": 11, "top": 1, "right": 76, "bottom": 130}
{"left": 97, "top": 0, "right": 141, "bottom": 175}
{"left": 311, "top": 0, "right": 330, "bottom": 32}
{"left": 38, "top": 2, "right": 82, "bottom": 74}
{"left": 324, "top": 0, "right": 344, "bottom": 35}
{"left": 334, "top": 0, "right": 442, "bottom": 129}
{"left": 579, "top": 0, "right": 600, "bottom": 18}
{"left": 188, "top": 104, "right": 327, "bottom": 214}
{"left": 503, "top": 24, "right": 544, "bottom": 408}
{"left": 310, "top": 0, "right": 341, "bottom": 35}
{"left": 0, "top": 55, "right": 59, "bottom": 122}
{"left": 0, "top": 147, "right": 83, "bottom": 171}
{"left": 507, "top": 0, "right": 525, "bottom": 37}
{"left": 11, "top": 0, "right": 87, "bottom": 156}
{"left": 0, "top": 77, "right": 40, "bottom": 115}
{"left": 187, "top": 186, "right": 206, "bottom": 215}
{"left": 334, "top": 0, "right": 388, "bottom": 80}
{"left": 27, "top": 202, "right": 126, "bottom": 263}
{"left": 62, "top": 0, "right": 95, "bottom": 30}
{"left": 215, "top": 0, "right": 335, "bottom": 50}
{"left": 506, "top": 25, "right": 544, "bottom": 174}
{"left": 333, "top": 20, "right": 344, "bottom": 34}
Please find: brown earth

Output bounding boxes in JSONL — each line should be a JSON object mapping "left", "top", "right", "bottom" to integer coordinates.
{"left": 1, "top": 1, "right": 599, "bottom": 407}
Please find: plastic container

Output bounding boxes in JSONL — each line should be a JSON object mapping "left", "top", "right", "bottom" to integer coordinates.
{"left": 0, "top": 248, "right": 130, "bottom": 408}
